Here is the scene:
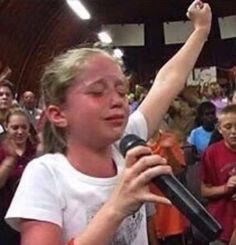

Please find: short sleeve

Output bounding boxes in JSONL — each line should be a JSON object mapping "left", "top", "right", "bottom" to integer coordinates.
{"left": 5, "top": 159, "right": 64, "bottom": 231}
{"left": 187, "top": 130, "right": 195, "bottom": 145}
{"left": 123, "top": 110, "right": 148, "bottom": 141}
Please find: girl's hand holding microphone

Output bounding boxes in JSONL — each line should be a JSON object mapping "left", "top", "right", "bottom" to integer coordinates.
{"left": 107, "top": 145, "right": 172, "bottom": 220}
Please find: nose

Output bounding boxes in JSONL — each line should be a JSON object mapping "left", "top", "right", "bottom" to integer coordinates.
{"left": 17, "top": 127, "right": 24, "bottom": 135}
{"left": 2, "top": 93, "right": 8, "bottom": 99}
{"left": 231, "top": 126, "right": 236, "bottom": 134}
{"left": 110, "top": 91, "right": 126, "bottom": 108}
{"left": 208, "top": 114, "right": 216, "bottom": 122}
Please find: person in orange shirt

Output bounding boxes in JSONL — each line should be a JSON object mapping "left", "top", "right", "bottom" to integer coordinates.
{"left": 149, "top": 130, "right": 188, "bottom": 245}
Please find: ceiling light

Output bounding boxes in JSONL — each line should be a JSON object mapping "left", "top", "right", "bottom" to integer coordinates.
{"left": 113, "top": 48, "right": 123, "bottom": 58}
{"left": 98, "top": 31, "right": 112, "bottom": 44}
{"left": 66, "top": 0, "right": 91, "bottom": 20}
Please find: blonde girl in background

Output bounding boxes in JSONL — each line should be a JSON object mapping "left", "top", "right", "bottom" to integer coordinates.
{"left": 0, "top": 108, "right": 37, "bottom": 245}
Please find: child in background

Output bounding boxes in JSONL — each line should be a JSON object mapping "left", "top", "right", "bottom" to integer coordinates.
{"left": 201, "top": 104, "right": 236, "bottom": 245}
{"left": 0, "top": 108, "right": 37, "bottom": 245}
{"left": 188, "top": 101, "right": 217, "bottom": 155}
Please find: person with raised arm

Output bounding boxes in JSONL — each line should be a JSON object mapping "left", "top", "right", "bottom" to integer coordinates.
{"left": 5, "top": 1, "right": 212, "bottom": 244}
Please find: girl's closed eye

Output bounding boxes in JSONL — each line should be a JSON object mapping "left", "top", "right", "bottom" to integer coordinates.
{"left": 86, "top": 83, "right": 106, "bottom": 96}
{"left": 117, "top": 87, "right": 127, "bottom": 98}
{"left": 89, "top": 89, "right": 104, "bottom": 96}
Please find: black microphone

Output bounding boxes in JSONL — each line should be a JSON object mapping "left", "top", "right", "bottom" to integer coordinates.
{"left": 119, "top": 134, "right": 222, "bottom": 242}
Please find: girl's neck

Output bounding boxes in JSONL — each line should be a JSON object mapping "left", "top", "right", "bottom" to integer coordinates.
{"left": 66, "top": 140, "right": 117, "bottom": 178}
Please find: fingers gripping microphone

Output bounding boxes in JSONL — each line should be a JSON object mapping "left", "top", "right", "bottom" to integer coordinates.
{"left": 119, "top": 134, "right": 222, "bottom": 242}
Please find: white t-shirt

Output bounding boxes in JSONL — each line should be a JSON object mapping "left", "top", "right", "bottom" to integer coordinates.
{"left": 6, "top": 110, "right": 150, "bottom": 244}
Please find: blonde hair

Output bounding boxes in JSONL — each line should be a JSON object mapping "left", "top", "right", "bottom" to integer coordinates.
{"left": 5, "top": 107, "right": 30, "bottom": 125}
{"left": 218, "top": 104, "right": 236, "bottom": 122}
{"left": 41, "top": 47, "right": 123, "bottom": 153}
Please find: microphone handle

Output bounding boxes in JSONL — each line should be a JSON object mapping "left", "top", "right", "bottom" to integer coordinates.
{"left": 153, "top": 174, "right": 221, "bottom": 242}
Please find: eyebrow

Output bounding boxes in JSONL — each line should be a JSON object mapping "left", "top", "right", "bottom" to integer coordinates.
{"left": 87, "top": 77, "right": 127, "bottom": 87}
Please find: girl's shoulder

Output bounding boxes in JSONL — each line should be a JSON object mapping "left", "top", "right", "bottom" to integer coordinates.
{"left": 26, "top": 153, "right": 68, "bottom": 173}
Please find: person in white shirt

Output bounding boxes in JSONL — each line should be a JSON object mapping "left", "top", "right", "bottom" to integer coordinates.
{"left": 5, "top": 1, "right": 212, "bottom": 244}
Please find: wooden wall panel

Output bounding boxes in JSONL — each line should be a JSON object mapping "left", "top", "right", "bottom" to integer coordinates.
{"left": 0, "top": 0, "right": 236, "bottom": 98}
{"left": 0, "top": 0, "right": 95, "bottom": 98}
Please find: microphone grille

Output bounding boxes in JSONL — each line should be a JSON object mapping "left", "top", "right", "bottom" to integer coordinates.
{"left": 119, "top": 134, "right": 146, "bottom": 157}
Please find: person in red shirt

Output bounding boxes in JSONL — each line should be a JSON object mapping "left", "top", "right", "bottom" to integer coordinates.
{"left": 0, "top": 108, "right": 37, "bottom": 245}
{"left": 201, "top": 104, "right": 236, "bottom": 245}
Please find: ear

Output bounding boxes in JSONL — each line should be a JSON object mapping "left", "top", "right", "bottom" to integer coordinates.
{"left": 46, "top": 105, "right": 67, "bottom": 128}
